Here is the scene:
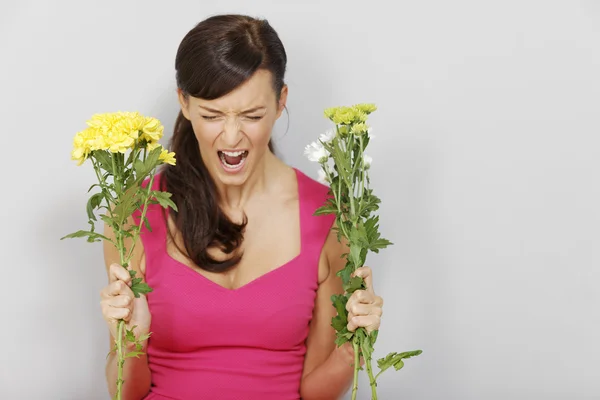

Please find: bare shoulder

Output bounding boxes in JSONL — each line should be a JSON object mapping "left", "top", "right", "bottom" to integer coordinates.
{"left": 102, "top": 216, "right": 147, "bottom": 281}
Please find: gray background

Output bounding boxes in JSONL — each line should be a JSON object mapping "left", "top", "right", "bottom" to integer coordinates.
{"left": 1, "top": 0, "right": 598, "bottom": 399}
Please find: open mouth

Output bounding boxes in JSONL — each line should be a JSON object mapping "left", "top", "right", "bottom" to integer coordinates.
{"left": 218, "top": 150, "right": 249, "bottom": 171}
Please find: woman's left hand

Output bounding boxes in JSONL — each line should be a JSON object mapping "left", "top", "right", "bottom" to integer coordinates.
{"left": 345, "top": 266, "right": 383, "bottom": 333}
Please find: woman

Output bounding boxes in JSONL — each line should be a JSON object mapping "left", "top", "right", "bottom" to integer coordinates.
{"left": 100, "top": 14, "right": 384, "bottom": 400}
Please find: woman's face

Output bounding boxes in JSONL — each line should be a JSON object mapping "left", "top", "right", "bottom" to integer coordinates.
{"left": 178, "top": 70, "right": 287, "bottom": 188}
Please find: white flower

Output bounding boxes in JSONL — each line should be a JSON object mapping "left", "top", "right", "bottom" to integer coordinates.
{"left": 319, "top": 129, "right": 335, "bottom": 144}
{"left": 363, "top": 154, "right": 372, "bottom": 169}
{"left": 304, "top": 141, "right": 328, "bottom": 163}
{"left": 367, "top": 127, "right": 375, "bottom": 140}
{"left": 317, "top": 168, "right": 329, "bottom": 184}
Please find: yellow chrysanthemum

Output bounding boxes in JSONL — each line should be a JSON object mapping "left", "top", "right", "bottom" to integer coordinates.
{"left": 146, "top": 142, "right": 176, "bottom": 166}
{"left": 350, "top": 122, "right": 369, "bottom": 135}
{"left": 140, "top": 116, "right": 164, "bottom": 143}
{"left": 159, "top": 149, "right": 176, "bottom": 166}
{"left": 71, "top": 128, "right": 97, "bottom": 165}
{"left": 354, "top": 103, "right": 377, "bottom": 114}
{"left": 71, "top": 111, "right": 167, "bottom": 165}
{"left": 324, "top": 103, "right": 377, "bottom": 125}
{"left": 337, "top": 125, "right": 349, "bottom": 136}
{"left": 146, "top": 142, "right": 161, "bottom": 151}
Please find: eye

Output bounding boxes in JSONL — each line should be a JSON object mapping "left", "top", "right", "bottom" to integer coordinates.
{"left": 201, "top": 115, "right": 219, "bottom": 121}
{"left": 244, "top": 115, "right": 263, "bottom": 121}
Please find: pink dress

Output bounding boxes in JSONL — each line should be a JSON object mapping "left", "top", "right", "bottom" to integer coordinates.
{"left": 133, "top": 168, "right": 335, "bottom": 400}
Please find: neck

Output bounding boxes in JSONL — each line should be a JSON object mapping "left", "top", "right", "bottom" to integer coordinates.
{"left": 217, "top": 151, "right": 278, "bottom": 211}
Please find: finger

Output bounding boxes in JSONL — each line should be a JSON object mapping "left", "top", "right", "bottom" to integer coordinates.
{"left": 106, "top": 294, "right": 133, "bottom": 309}
{"left": 347, "top": 315, "right": 381, "bottom": 333}
{"left": 101, "top": 302, "right": 131, "bottom": 322}
{"left": 353, "top": 266, "right": 374, "bottom": 294}
{"left": 105, "top": 279, "right": 135, "bottom": 298}
{"left": 347, "top": 302, "right": 373, "bottom": 318}
{"left": 110, "top": 307, "right": 132, "bottom": 322}
{"left": 109, "top": 263, "right": 131, "bottom": 285}
{"left": 351, "top": 289, "right": 376, "bottom": 305}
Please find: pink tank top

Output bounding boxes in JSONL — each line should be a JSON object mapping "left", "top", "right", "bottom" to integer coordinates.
{"left": 133, "top": 168, "right": 335, "bottom": 400}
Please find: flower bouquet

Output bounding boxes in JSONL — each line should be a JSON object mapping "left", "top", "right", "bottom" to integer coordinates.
{"left": 305, "top": 104, "right": 422, "bottom": 400}
{"left": 61, "top": 111, "right": 177, "bottom": 400}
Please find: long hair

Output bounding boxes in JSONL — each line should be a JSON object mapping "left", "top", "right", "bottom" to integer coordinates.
{"left": 161, "top": 14, "right": 287, "bottom": 273}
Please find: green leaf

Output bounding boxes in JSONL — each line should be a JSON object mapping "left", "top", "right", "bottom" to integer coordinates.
{"left": 143, "top": 216, "right": 152, "bottom": 232}
{"left": 344, "top": 275, "right": 365, "bottom": 293}
{"left": 125, "top": 327, "right": 136, "bottom": 343}
{"left": 337, "top": 266, "right": 353, "bottom": 286}
{"left": 86, "top": 192, "right": 104, "bottom": 221}
{"left": 331, "top": 294, "right": 348, "bottom": 321}
{"left": 150, "top": 190, "right": 178, "bottom": 211}
{"left": 331, "top": 315, "right": 347, "bottom": 331}
{"left": 112, "top": 185, "right": 140, "bottom": 224}
{"left": 371, "top": 329, "right": 379, "bottom": 345}
{"left": 60, "top": 230, "right": 110, "bottom": 243}
{"left": 134, "top": 158, "right": 145, "bottom": 179}
{"left": 314, "top": 202, "right": 337, "bottom": 216}
{"left": 376, "top": 350, "right": 423, "bottom": 373}
{"left": 99, "top": 214, "right": 114, "bottom": 226}
{"left": 369, "top": 238, "right": 393, "bottom": 253}
{"left": 124, "top": 351, "right": 145, "bottom": 359}
{"left": 137, "top": 332, "right": 151, "bottom": 342}
{"left": 358, "top": 329, "right": 373, "bottom": 360}
{"left": 335, "top": 329, "right": 354, "bottom": 346}
{"left": 349, "top": 243, "right": 362, "bottom": 269}
{"left": 93, "top": 151, "right": 114, "bottom": 174}
{"left": 131, "top": 281, "right": 153, "bottom": 298}
{"left": 134, "top": 147, "right": 161, "bottom": 183}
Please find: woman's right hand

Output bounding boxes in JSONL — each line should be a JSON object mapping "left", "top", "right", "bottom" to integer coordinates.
{"left": 100, "top": 263, "right": 152, "bottom": 346}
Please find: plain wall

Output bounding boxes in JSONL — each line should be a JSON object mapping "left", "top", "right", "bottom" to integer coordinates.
{"left": 1, "top": 0, "right": 598, "bottom": 399}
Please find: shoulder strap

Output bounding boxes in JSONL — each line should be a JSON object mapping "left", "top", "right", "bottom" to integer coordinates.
{"left": 296, "top": 168, "right": 336, "bottom": 262}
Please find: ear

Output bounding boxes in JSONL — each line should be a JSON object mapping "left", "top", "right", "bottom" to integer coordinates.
{"left": 177, "top": 88, "right": 191, "bottom": 120}
{"left": 275, "top": 85, "right": 288, "bottom": 119}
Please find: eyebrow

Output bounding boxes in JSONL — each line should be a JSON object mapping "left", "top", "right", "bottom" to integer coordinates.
{"left": 198, "top": 105, "right": 266, "bottom": 114}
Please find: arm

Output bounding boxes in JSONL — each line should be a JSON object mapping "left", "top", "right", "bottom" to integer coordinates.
{"left": 103, "top": 219, "right": 152, "bottom": 400}
{"left": 299, "top": 228, "right": 356, "bottom": 400}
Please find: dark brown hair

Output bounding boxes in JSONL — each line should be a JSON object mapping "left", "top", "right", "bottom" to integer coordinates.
{"left": 161, "top": 14, "right": 287, "bottom": 273}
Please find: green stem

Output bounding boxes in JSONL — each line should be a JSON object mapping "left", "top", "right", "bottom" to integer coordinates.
{"left": 364, "top": 345, "right": 378, "bottom": 400}
{"left": 124, "top": 171, "right": 155, "bottom": 263}
{"left": 351, "top": 338, "right": 360, "bottom": 400}
{"left": 346, "top": 136, "right": 356, "bottom": 218}
{"left": 112, "top": 154, "right": 120, "bottom": 193}
{"left": 358, "top": 135, "right": 365, "bottom": 199}
{"left": 115, "top": 319, "right": 125, "bottom": 400}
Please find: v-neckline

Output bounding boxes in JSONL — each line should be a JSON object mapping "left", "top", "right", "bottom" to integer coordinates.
{"left": 164, "top": 167, "right": 305, "bottom": 293}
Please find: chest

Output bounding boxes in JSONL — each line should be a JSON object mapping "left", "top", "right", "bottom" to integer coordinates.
{"left": 146, "top": 250, "right": 319, "bottom": 352}
{"left": 167, "top": 196, "right": 301, "bottom": 291}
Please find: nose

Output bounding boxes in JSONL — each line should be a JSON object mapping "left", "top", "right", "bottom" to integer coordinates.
{"left": 221, "top": 115, "right": 243, "bottom": 147}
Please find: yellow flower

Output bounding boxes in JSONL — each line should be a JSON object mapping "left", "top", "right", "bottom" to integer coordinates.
{"left": 71, "top": 112, "right": 167, "bottom": 165}
{"left": 146, "top": 142, "right": 161, "bottom": 151}
{"left": 354, "top": 103, "right": 377, "bottom": 114}
{"left": 140, "top": 116, "right": 164, "bottom": 143}
{"left": 337, "top": 125, "right": 349, "bottom": 135}
{"left": 146, "top": 141, "right": 176, "bottom": 166}
{"left": 159, "top": 148, "right": 176, "bottom": 166}
{"left": 71, "top": 128, "right": 96, "bottom": 165}
{"left": 350, "top": 122, "right": 369, "bottom": 135}
{"left": 324, "top": 104, "right": 377, "bottom": 125}
{"left": 106, "top": 132, "right": 136, "bottom": 154}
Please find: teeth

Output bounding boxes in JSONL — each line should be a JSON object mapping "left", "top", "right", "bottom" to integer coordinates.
{"left": 220, "top": 153, "right": 247, "bottom": 169}
{"left": 221, "top": 150, "right": 246, "bottom": 157}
